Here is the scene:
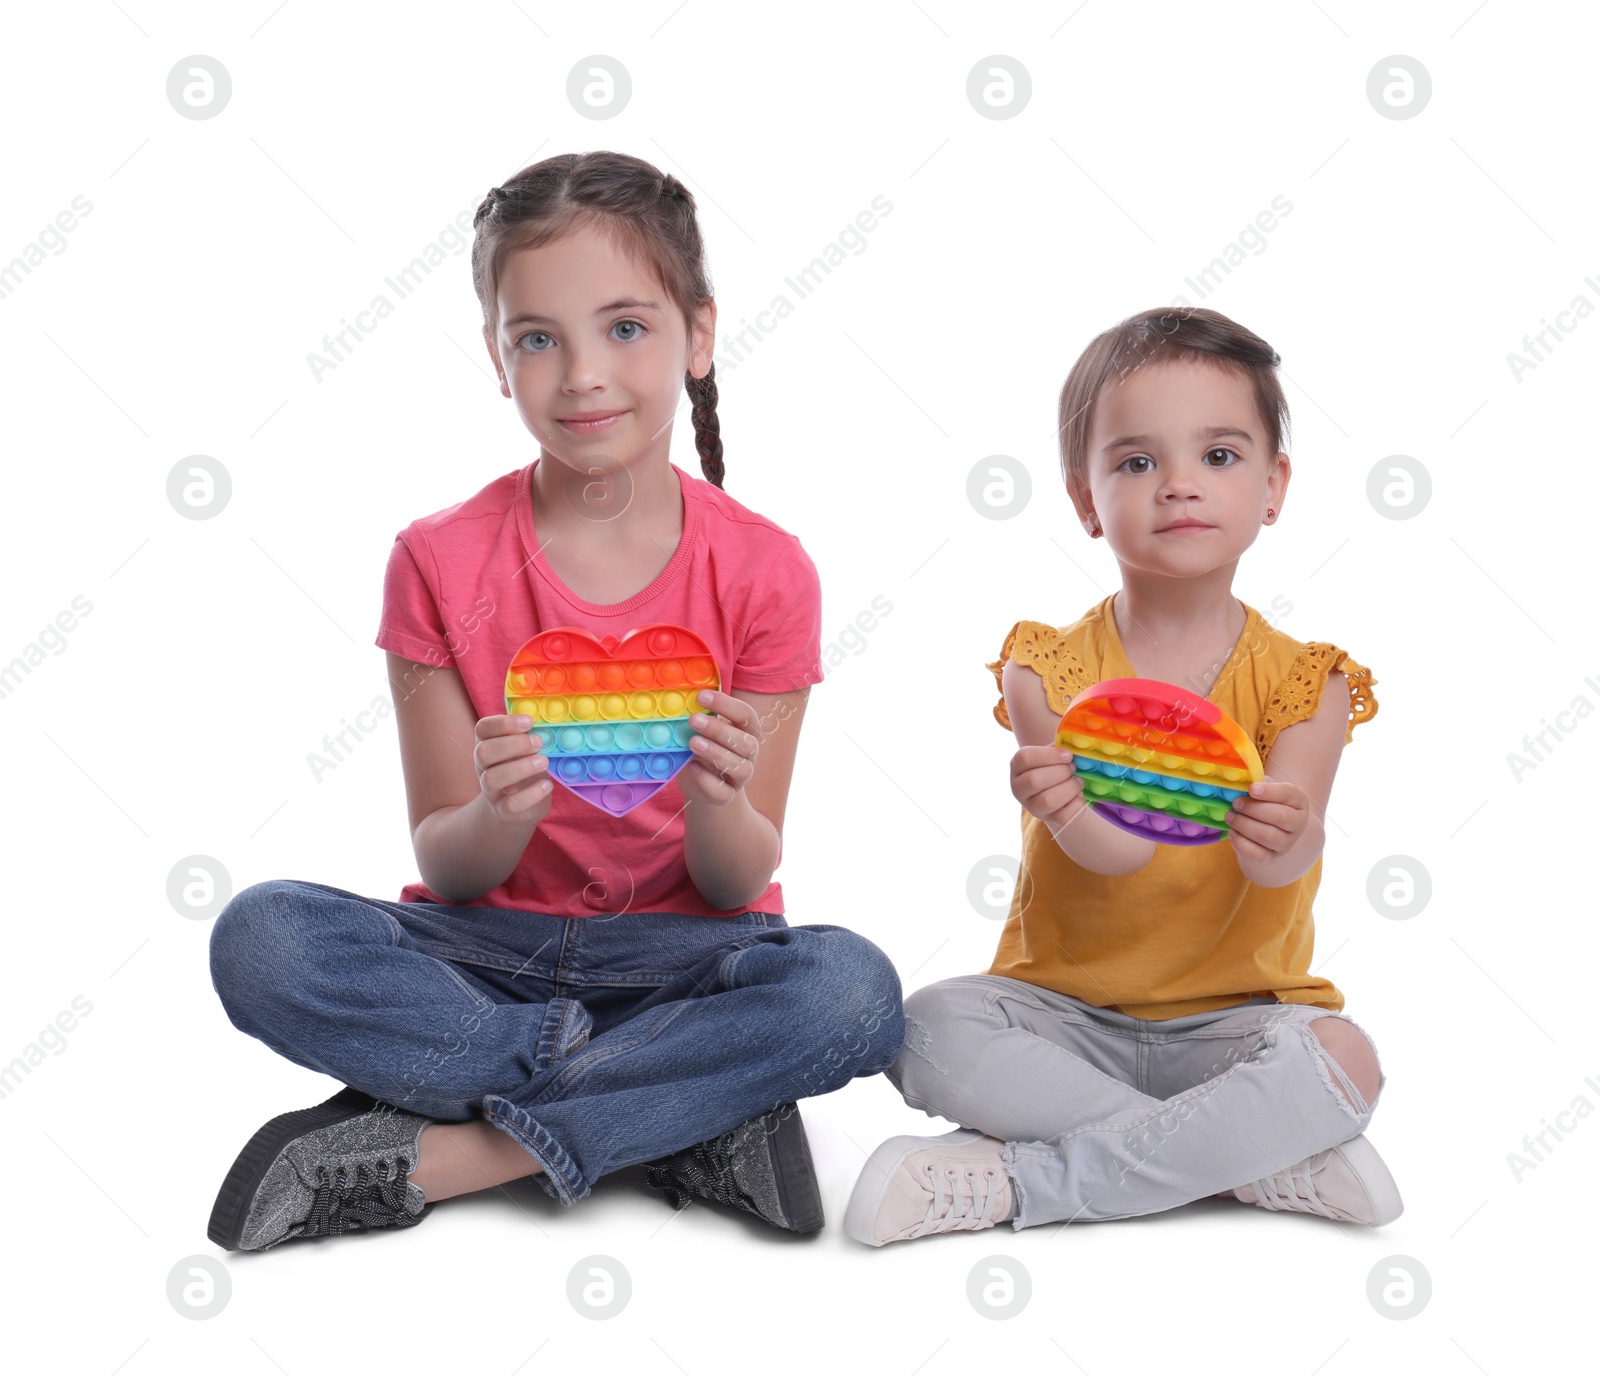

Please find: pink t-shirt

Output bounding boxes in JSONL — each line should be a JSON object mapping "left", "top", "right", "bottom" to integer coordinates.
{"left": 375, "top": 459, "right": 823, "bottom": 919}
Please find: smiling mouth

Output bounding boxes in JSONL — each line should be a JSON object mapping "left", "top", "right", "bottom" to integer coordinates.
{"left": 558, "top": 412, "right": 625, "bottom": 433}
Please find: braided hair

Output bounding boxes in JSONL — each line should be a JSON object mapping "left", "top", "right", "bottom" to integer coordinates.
{"left": 471, "top": 153, "right": 724, "bottom": 489}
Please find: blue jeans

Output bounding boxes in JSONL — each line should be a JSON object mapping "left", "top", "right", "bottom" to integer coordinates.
{"left": 209, "top": 880, "right": 905, "bottom": 1205}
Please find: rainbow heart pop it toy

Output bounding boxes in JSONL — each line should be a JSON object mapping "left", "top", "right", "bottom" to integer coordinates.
{"left": 1055, "top": 677, "right": 1264, "bottom": 846}
{"left": 504, "top": 625, "right": 721, "bottom": 817}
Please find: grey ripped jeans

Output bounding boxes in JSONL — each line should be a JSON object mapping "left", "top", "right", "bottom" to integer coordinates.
{"left": 885, "top": 975, "right": 1385, "bottom": 1229}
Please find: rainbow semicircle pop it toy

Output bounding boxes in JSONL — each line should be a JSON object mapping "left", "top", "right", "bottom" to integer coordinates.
{"left": 504, "top": 625, "right": 721, "bottom": 817}
{"left": 1055, "top": 677, "right": 1265, "bottom": 846}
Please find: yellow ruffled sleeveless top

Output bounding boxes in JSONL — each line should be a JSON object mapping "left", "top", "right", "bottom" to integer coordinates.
{"left": 986, "top": 595, "right": 1377, "bottom": 1020}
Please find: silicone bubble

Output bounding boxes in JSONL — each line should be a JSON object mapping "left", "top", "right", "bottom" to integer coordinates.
{"left": 1056, "top": 677, "right": 1264, "bottom": 846}
{"left": 504, "top": 624, "right": 721, "bottom": 817}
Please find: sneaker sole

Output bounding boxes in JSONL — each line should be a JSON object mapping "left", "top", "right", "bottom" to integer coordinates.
{"left": 843, "top": 1129, "right": 984, "bottom": 1246}
{"left": 1335, "top": 1134, "right": 1404, "bottom": 1226}
{"left": 207, "top": 1086, "right": 379, "bottom": 1251}
{"left": 764, "top": 1104, "right": 825, "bottom": 1234}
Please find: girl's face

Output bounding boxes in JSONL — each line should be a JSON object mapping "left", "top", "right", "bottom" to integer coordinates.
{"left": 485, "top": 223, "right": 715, "bottom": 476}
{"left": 1072, "top": 357, "right": 1289, "bottom": 578}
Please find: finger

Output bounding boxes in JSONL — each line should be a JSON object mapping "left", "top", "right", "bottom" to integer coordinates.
{"left": 689, "top": 712, "right": 758, "bottom": 760}
{"left": 488, "top": 713, "right": 539, "bottom": 737}
{"left": 686, "top": 757, "right": 737, "bottom": 797}
{"left": 689, "top": 736, "right": 752, "bottom": 781}
{"left": 1030, "top": 778, "right": 1084, "bottom": 815}
{"left": 1227, "top": 826, "right": 1271, "bottom": 861}
{"left": 1230, "top": 798, "right": 1299, "bottom": 832}
{"left": 1226, "top": 811, "right": 1282, "bottom": 852}
{"left": 483, "top": 740, "right": 548, "bottom": 777}
{"left": 496, "top": 773, "right": 554, "bottom": 816}
{"left": 480, "top": 732, "right": 548, "bottom": 771}
{"left": 1241, "top": 779, "right": 1298, "bottom": 805}
{"left": 1019, "top": 757, "right": 1076, "bottom": 781}
{"left": 1017, "top": 763, "right": 1077, "bottom": 798}
{"left": 1015, "top": 745, "right": 1074, "bottom": 772}
{"left": 692, "top": 689, "right": 754, "bottom": 730}
{"left": 484, "top": 756, "right": 550, "bottom": 798}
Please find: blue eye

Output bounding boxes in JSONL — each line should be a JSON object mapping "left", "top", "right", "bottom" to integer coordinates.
{"left": 517, "top": 320, "right": 645, "bottom": 352}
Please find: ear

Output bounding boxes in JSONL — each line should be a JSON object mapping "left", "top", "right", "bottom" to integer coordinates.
{"left": 688, "top": 299, "right": 718, "bottom": 378}
{"left": 483, "top": 325, "right": 510, "bottom": 398}
{"left": 1268, "top": 451, "right": 1291, "bottom": 515}
{"left": 1066, "top": 475, "right": 1097, "bottom": 534}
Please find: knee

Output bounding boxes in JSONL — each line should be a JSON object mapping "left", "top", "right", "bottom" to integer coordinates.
{"left": 209, "top": 879, "right": 321, "bottom": 1005}
{"left": 893, "top": 980, "right": 984, "bottom": 1086}
{"left": 902, "top": 981, "right": 982, "bottom": 1053}
{"left": 831, "top": 931, "right": 906, "bottom": 1072}
{"left": 1308, "top": 1016, "right": 1383, "bottom": 1112}
{"left": 766, "top": 928, "right": 905, "bottom": 1079}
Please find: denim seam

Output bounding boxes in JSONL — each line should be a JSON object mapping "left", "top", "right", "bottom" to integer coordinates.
{"left": 1011, "top": 1022, "right": 1276, "bottom": 1158}
{"left": 377, "top": 916, "right": 497, "bottom": 1012}
{"left": 1000, "top": 1141, "right": 1030, "bottom": 1230}
{"left": 978, "top": 986, "right": 1147, "bottom": 1043}
{"left": 972, "top": 990, "right": 1149, "bottom": 1100}
{"left": 534, "top": 996, "right": 592, "bottom": 1070}
{"left": 1167, "top": 1022, "right": 1290, "bottom": 1041}
{"left": 426, "top": 945, "right": 559, "bottom": 980}
{"left": 555, "top": 916, "right": 579, "bottom": 997}
{"left": 529, "top": 997, "right": 697, "bottom": 1107}
{"left": 480, "top": 1095, "right": 585, "bottom": 1204}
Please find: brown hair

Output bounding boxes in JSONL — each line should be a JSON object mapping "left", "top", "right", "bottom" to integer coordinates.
{"left": 1056, "top": 306, "right": 1289, "bottom": 495}
{"left": 471, "top": 151, "right": 724, "bottom": 488}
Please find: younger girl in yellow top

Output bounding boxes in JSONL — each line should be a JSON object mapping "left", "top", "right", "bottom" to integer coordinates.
{"left": 845, "top": 306, "right": 1400, "bottom": 1245}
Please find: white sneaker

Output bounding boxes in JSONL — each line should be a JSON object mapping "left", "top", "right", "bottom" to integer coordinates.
{"left": 1228, "top": 1134, "right": 1403, "bottom": 1225}
{"left": 844, "top": 1129, "right": 1014, "bottom": 1246}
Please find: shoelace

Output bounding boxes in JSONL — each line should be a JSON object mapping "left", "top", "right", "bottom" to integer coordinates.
{"left": 913, "top": 1161, "right": 1001, "bottom": 1236}
{"left": 305, "top": 1154, "right": 414, "bottom": 1237}
{"left": 645, "top": 1135, "right": 752, "bottom": 1214}
{"left": 1246, "top": 1154, "right": 1343, "bottom": 1220}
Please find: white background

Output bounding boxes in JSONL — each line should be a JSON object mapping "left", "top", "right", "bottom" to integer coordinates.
{"left": 2, "top": 1, "right": 1594, "bottom": 1370}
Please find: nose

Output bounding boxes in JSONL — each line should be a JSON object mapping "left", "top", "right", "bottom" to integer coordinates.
{"left": 560, "top": 338, "right": 607, "bottom": 394}
{"left": 1156, "top": 459, "right": 1205, "bottom": 501}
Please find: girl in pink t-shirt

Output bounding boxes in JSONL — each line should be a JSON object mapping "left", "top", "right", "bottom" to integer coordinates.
{"left": 205, "top": 151, "right": 903, "bottom": 1254}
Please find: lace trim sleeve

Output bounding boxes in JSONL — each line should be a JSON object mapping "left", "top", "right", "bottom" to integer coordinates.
{"left": 1257, "top": 644, "right": 1379, "bottom": 757}
{"left": 985, "top": 620, "right": 1091, "bottom": 731}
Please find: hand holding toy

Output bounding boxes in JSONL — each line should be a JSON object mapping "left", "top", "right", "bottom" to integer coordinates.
{"left": 1225, "top": 775, "right": 1314, "bottom": 865}
{"left": 1009, "top": 745, "right": 1088, "bottom": 831}
{"left": 674, "top": 688, "right": 763, "bottom": 806}
{"left": 474, "top": 711, "right": 555, "bottom": 825}
{"left": 1055, "top": 677, "right": 1264, "bottom": 846}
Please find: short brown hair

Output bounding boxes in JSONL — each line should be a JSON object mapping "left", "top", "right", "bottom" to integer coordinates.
{"left": 1057, "top": 306, "right": 1289, "bottom": 493}
{"left": 471, "top": 151, "right": 725, "bottom": 487}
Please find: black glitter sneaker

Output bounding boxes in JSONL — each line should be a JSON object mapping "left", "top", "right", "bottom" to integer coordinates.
{"left": 644, "top": 1102, "right": 824, "bottom": 1234}
{"left": 208, "top": 1086, "right": 435, "bottom": 1252}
